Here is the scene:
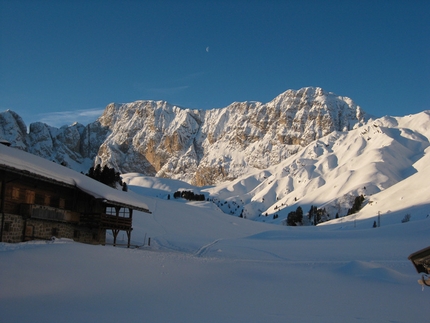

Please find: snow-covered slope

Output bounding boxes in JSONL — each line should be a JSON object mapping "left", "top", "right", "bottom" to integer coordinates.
{"left": 323, "top": 112, "right": 430, "bottom": 227}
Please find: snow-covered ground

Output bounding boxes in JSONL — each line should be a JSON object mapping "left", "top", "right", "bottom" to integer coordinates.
{"left": 1, "top": 175, "right": 429, "bottom": 322}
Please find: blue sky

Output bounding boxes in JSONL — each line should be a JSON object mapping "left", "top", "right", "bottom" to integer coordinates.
{"left": 1, "top": 0, "right": 429, "bottom": 127}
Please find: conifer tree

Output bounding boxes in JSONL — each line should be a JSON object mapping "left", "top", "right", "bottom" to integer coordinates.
{"left": 287, "top": 211, "right": 297, "bottom": 226}
{"left": 296, "top": 206, "right": 303, "bottom": 224}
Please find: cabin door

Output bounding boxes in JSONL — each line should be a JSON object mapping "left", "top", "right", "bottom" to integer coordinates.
{"left": 24, "top": 225, "right": 34, "bottom": 241}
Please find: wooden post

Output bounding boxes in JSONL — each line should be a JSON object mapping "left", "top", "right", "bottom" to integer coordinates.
{"left": 112, "top": 229, "right": 119, "bottom": 246}
{"left": 126, "top": 229, "right": 131, "bottom": 248}
{"left": 127, "top": 208, "right": 133, "bottom": 248}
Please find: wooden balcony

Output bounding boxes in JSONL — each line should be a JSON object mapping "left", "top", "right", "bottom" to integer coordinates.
{"left": 20, "top": 204, "right": 80, "bottom": 223}
{"left": 80, "top": 213, "right": 132, "bottom": 230}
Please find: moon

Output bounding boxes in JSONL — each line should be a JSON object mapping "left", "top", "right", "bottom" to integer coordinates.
{"left": 206, "top": 46, "right": 209, "bottom": 52}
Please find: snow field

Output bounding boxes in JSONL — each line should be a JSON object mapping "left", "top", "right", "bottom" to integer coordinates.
{"left": 1, "top": 190, "right": 429, "bottom": 323}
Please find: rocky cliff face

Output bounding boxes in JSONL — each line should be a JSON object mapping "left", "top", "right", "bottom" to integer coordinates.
{"left": 0, "top": 87, "right": 367, "bottom": 185}
{"left": 191, "top": 87, "right": 366, "bottom": 185}
{"left": 95, "top": 87, "right": 368, "bottom": 185}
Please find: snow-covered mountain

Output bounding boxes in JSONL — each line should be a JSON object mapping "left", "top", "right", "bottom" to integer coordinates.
{"left": 201, "top": 111, "right": 430, "bottom": 223}
{"left": 3, "top": 86, "right": 430, "bottom": 225}
{"left": 0, "top": 87, "right": 367, "bottom": 184}
{"left": 96, "top": 87, "right": 366, "bottom": 185}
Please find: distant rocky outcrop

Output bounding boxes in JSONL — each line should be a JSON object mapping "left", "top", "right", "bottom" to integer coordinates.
{"left": 0, "top": 109, "right": 109, "bottom": 171}
{"left": 0, "top": 87, "right": 368, "bottom": 184}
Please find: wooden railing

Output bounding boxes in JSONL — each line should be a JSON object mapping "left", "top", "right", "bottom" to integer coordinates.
{"left": 100, "top": 213, "right": 132, "bottom": 229}
{"left": 19, "top": 204, "right": 132, "bottom": 231}
{"left": 80, "top": 213, "right": 132, "bottom": 230}
{"left": 20, "top": 204, "right": 80, "bottom": 223}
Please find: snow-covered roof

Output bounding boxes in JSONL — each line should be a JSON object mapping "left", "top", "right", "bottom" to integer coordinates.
{"left": 0, "top": 144, "right": 150, "bottom": 213}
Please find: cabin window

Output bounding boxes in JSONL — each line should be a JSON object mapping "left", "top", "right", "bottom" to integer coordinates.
{"left": 25, "top": 190, "right": 35, "bottom": 204}
{"left": 106, "top": 206, "right": 128, "bottom": 217}
{"left": 44, "top": 195, "right": 51, "bottom": 206}
{"left": 59, "top": 198, "right": 65, "bottom": 209}
{"left": 52, "top": 228, "right": 59, "bottom": 236}
{"left": 106, "top": 207, "right": 116, "bottom": 216}
{"left": 12, "top": 187, "right": 20, "bottom": 199}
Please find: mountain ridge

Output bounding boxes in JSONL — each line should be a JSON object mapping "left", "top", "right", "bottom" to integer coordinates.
{"left": 0, "top": 87, "right": 368, "bottom": 185}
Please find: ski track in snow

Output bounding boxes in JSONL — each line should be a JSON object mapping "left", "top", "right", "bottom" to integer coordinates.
{"left": 194, "top": 239, "right": 221, "bottom": 257}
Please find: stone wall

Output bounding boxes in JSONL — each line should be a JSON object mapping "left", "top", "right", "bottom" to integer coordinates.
{"left": 1, "top": 213, "right": 106, "bottom": 244}
{"left": 1, "top": 213, "right": 25, "bottom": 243}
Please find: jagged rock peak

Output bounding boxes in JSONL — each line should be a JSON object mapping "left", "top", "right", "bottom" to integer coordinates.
{"left": 0, "top": 109, "right": 28, "bottom": 150}
{"left": 268, "top": 87, "right": 365, "bottom": 121}
{"left": 93, "top": 87, "right": 368, "bottom": 185}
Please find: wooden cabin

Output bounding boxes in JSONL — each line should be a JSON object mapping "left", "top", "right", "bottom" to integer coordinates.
{"left": 0, "top": 144, "right": 151, "bottom": 247}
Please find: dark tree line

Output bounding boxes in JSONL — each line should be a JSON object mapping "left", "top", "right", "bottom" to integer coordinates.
{"left": 286, "top": 205, "right": 329, "bottom": 226}
{"left": 173, "top": 190, "right": 205, "bottom": 201}
{"left": 87, "top": 164, "right": 122, "bottom": 188}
